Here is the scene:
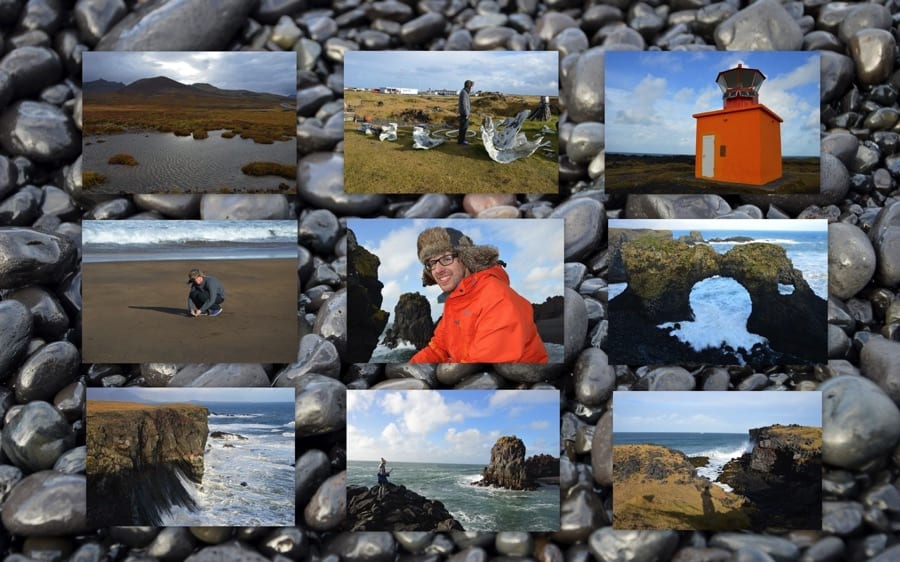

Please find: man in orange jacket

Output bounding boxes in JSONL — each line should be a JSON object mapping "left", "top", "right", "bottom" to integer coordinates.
{"left": 409, "top": 227, "right": 548, "bottom": 364}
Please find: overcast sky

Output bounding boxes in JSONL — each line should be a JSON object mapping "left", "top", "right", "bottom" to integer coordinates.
{"left": 614, "top": 391, "right": 822, "bottom": 433}
{"left": 609, "top": 219, "right": 828, "bottom": 232}
{"left": 350, "top": 219, "right": 564, "bottom": 322}
{"left": 348, "top": 390, "right": 559, "bottom": 464}
{"left": 83, "top": 51, "right": 296, "bottom": 96}
{"left": 87, "top": 387, "right": 294, "bottom": 404}
{"left": 344, "top": 51, "right": 558, "bottom": 95}
{"left": 606, "top": 51, "right": 820, "bottom": 156}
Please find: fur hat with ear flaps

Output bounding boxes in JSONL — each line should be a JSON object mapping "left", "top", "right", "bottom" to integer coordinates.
{"left": 417, "top": 227, "right": 499, "bottom": 286}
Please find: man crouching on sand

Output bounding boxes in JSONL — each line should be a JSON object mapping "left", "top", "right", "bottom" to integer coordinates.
{"left": 187, "top": 268, "right": 225, "bottom": 317}
{"left": 409, "top": 227, "right": 548, "bottom": 363}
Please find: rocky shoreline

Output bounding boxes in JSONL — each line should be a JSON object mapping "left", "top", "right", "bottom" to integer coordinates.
{"left": 717, "top": 424, "right": 823, "bottom": 531}
{"left": 346, "top": 482, "right": 465, "bottom": 532}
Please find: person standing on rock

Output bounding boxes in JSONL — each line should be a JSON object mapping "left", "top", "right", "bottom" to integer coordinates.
{"left": 409, "top": 227, "right": 548, "bottom": 364}
{"left": 457, "top": 80, "right": 473, "bottom": 146}
{"left": 187, "top": 268, "right": 225, "bottom": 317}
{"left": 377, "top": 457, "right": 391, "bottom": 485}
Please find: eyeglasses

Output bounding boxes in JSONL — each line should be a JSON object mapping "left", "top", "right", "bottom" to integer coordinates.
{"left": 425, "top": 253, "right": 458, "bottom": 270}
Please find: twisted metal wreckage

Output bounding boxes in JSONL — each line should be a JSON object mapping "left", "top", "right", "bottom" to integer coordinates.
{"left": 357, "top": 109, "right": 551, "bottom": 163}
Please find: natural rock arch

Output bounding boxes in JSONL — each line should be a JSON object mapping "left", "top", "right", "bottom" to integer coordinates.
{"left": 613, "top": 236, "right": 825, "bottom": 358}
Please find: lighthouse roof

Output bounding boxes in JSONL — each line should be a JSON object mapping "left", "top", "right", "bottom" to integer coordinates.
{"left": 715, "top": 64, "right": 766, "bottom": 93}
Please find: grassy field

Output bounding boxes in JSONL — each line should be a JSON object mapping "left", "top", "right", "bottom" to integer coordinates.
{"left": 613, "top": 444, "right": 752, "bottom": 531}
{"left": 606, "top": 154, "right": 820, "bottom": 195}
{"left": 83, "top": 103, "right": 294, "bottom": 144}
{"left": 86, "top": 401, "right": 197, "bottom": 412}
{"left": 344, "top": 91, "right": 559, "bottom": 194}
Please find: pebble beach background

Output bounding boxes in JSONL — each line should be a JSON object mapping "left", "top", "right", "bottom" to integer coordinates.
{"left": 1, "top": 0, "right": 900, "bottom": 562}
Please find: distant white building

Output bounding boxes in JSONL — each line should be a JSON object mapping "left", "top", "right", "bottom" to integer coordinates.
{"left": 383, "top": 87, "right": 418, "bottom": 95}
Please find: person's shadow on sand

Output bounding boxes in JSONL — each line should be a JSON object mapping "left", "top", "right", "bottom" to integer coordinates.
{"left": 128, "top": 306, "right": 189, "bottom": 317}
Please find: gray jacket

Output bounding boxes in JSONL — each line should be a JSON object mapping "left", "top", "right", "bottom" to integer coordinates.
{"left": 191, "top": 275, "right": 225, "bottom": 313}
{"left": 458, "top": 88, "right": 470, "bottom": 118}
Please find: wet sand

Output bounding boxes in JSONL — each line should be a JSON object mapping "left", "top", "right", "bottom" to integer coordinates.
{"left": 83, "top": 259, "right": 298, "bottom": 364}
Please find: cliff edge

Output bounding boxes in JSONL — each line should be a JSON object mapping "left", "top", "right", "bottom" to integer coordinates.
{"left": 86, "top": 401, "right": 209, "bottom": 526}
{"left": 347, "top": 482, "right": 465, "bottom": 532}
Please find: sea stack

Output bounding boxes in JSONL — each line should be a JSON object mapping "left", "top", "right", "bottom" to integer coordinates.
{"left": 86, "top": 401, "right": 209, "bottom": 526}
{"left": 474, "top": 436, "right": 559, "bottom": 490}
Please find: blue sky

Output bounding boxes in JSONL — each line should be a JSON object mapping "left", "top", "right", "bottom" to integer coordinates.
{"left": 350, "top": 219, "right": 564, "bottom": 322}
{"left": 83, "top": 51, "right": 296, "bottom": 96}
{"left": 609, "top": 219, "right": 828, "bottom": 233}
{"left": 347, "top": 390, "right": 559, "bottom": 463}
{"left": 87, "top": 387, "right": 294, "bottom": 404}
{"left": 344, "top": 51, "right": 558, "bottom": 96}
{"left": 606, "top": 51, "right": 820, "bottom": 156}
{"left": 614, "top": 392, "right": 822, "bottom": 433}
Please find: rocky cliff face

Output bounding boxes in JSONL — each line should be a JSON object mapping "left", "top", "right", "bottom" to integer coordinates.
{"left": 525, "top": 453, "right": 560, "bottom": 480}
{"left": 346, "top": 482, "right": 465, "bottom": 532}
{"left": 719, "top": 424, "right": 822, "bottom": 531}
{"left": 609, "top": 232, "right": 826, "bottom": 363}
{"left": 86, "top": 401, "right": 209, "bottom": 526}
{"left": 475, "top": 436, "right": 534, "bottom": 490}
{"left": 346, "top": 229, "right": 390, "bottom": 362}
{"left": 86, "top": 401, "right": 209, "bottom": 480}
{"left": 382, "top": 292, "right": 433, "bottom": 349}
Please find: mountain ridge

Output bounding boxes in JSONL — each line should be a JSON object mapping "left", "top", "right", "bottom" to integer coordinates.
{"left": 84, "top": 75, "right": 294, "bottom": 105}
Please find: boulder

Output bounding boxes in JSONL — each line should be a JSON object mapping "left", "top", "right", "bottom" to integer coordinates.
{"left": 346, "top": 229, "right": 389, "bottom": 362}
{"left": 346, "top": 482, "right": 464, "bottom": 532}
{"left": 382, "top": 292, "right": 433, "bottom": 349}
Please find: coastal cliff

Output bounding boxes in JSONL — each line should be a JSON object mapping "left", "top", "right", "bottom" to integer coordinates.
{"left": 718, "top": 424, "right": 822, "bottom": 530}
{"left": 86, "top": 401, "right": 209, "bottom": 526}
{"left": 608, "top": 231, "right": 826, "bottom": 365}
{"left": 613, "top": 444, "right": 751, "bottom": 531}
{"left": 347, "top": 482, "right": 465, "bottom": 531}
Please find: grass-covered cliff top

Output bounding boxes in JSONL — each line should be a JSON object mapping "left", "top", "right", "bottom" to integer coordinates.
{"left": 753, "top": 424, "right": 822, "bottom": 455}
{"left": 613, "top": 444, "right": 752, "bottom": 531}
{"left": 87, "top": 401, "right": 206, "bottom": 413}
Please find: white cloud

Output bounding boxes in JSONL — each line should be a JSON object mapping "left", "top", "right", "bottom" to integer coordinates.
{"left": 531, "top": 421, "right": 550, "bottom": 430}
{"left": 380, "top": 390, "right": 468, "bottom": 435}
{"left": 367, "top": 225, "right": 422, "bottom": 278}
{"left": 347, "top": 391, "right": 375, "bottom": 413}
{"left": 488, "top": 390, "right": 559, "bottom": 410}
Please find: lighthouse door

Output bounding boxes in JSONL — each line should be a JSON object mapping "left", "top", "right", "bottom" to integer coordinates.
{"left": 701, "top": 135, "right": 715, "bottom": 177}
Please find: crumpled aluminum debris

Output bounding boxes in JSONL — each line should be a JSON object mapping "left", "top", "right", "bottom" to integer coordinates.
{"left": 481, "top": 110, "right": 550, "bottom": 163}
{"left": 378, "top": 122, "right": 398, "bottom": 142}
{"left": 412, "top": 126, "right": 446, "bottom": 150}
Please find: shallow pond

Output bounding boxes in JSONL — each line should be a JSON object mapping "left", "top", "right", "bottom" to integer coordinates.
{"left": 83, "top": 130, "right": 296, "bottom": 193}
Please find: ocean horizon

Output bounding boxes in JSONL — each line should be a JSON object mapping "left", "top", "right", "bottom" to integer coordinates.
{"left": 614, "top": 432, "right": 751, "bottom": 491}
{"left": 83, "top": 220, "right": 297, "bottom": 262}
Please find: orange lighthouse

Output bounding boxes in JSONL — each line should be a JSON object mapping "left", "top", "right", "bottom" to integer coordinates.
{"left": 692, "top": 64, "right": 783, "bottom": 185}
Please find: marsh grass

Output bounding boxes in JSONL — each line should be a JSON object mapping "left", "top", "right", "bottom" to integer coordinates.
{"left": 241, "top": 161, "right": 297, "bottom": 179}
{"left": 606, "top": 154, "right": 820, "bottom": 194}
{"left": 83, "top": 103, "right": 294, "bottom": 144}
{"left": 108, "top": 153, "right": 138, "bottom": 166}
{"left": 83, "top": 171, "right": 107, "bottom": 187}
{"left": 343, "top": 92, "right": 559, "bottom": 194}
